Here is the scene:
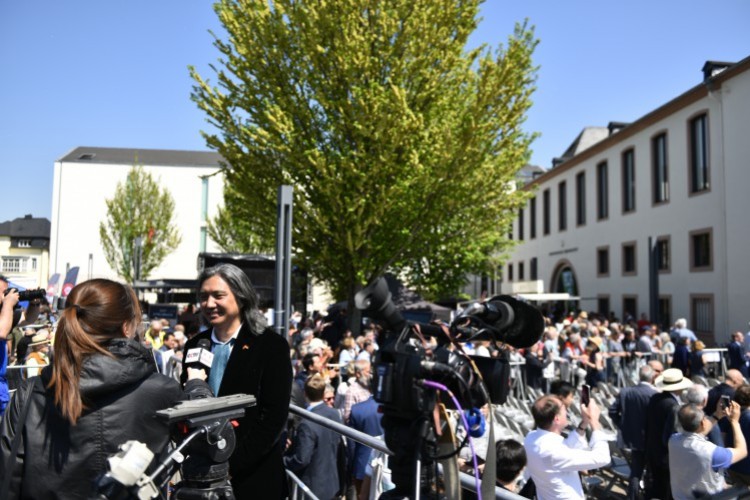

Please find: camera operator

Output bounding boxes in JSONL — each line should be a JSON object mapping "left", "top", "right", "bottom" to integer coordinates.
{"left": 0, "top": 277, "right": 20, "bottom": 417}
{"left": 0, "top": 279, "right": 195, "bottom": 499}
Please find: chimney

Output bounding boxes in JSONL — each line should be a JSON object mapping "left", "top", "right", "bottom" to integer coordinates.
{"left": 702, "top": 61, "right": 734, "bottom": 82}
{"left": 607, "top": 122, "right": 629, "bottom": 136}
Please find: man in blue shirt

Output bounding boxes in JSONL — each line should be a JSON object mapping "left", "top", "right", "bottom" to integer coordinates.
{"left": 669, "top": 401, "right": 747, "bottom": 499}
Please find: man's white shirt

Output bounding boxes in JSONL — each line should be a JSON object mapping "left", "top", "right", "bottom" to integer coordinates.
{"left": 524, "top": 428, "right": 611, "bottom": 500}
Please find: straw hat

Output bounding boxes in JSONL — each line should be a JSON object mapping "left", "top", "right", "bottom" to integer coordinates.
{"left": 655, "top": 368, "right": 693, "bottom": 392}
{"left": 28, "top": 330, "right": 51, "bottom": 347}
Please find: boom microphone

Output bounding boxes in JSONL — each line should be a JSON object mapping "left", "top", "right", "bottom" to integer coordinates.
{"left": 457, "top": 296, "right": 544, "bottom": 348}
{"left": 185, "top": 338, "right": 214, "bottom": 376}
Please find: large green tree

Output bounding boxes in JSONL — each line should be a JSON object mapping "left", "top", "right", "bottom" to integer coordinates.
{"left": 191, "top": 0, "right": 537, "bottom": 303}
{"left": 99, "top": 165, "right": 182, "bottom": 282}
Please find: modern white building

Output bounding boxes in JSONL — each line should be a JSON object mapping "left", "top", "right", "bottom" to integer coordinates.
{"left": 505, "top": 56, "right": 750, "bottom": 345}
{"left": 50, "top": 147, "right": 225, "bottom": 282}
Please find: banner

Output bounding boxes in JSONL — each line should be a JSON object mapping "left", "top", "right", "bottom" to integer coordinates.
{"left": 61, "top": 267, "right": 80, "bottom": 298}
{"left": 46, "top": 273, "right": 60, "bottom": 303}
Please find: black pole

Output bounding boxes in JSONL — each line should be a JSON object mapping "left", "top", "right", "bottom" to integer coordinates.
{"left": 274, "top": 185, "right": 293, "bottom": 337}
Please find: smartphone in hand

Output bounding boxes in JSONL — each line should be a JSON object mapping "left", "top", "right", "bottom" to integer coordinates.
{"left": 581, "top": 384, "right": 591, "bottom": 407}
{"left": 720, "top": 395, "right": 731, "bottom": 410}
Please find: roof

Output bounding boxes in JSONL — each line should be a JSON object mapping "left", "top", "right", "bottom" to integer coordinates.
{"left": 0, "top": 215, "right": 51, "bottom": 238}
{"left": 57, "top": 146, "right": 223, "bottom": 168}
{"left": 526, "top": 55, "right": 750, "bottom": 187}
{"left": 559, "top": 127, "right": 609, "bottom": 160}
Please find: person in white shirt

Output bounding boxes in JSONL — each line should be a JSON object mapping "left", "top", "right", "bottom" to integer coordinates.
{"left": 524, "top": 394, "right": 611, "bottom": 500}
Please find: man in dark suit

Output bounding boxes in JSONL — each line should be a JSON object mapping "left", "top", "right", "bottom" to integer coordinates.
{"left": 347, "top": 396, "right": 384, "bottom": 498}
{"left": 609, "top": 362, "right": 660, "bottom": 499}
{"left": 644, "top": 368, "right": 693, "bottom": 500}
{"left": 182, "top": 264, "right": 292, "bottom": 499}
{"left": 727, "top": 333, "right": 749, "bottom": 377}
{"left": 284, "top": 374, "right": 343, "bottom": 500}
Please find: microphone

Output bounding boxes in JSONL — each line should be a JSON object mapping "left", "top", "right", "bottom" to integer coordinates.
{"left": 185, "top": 339, "right": 214, "bottom": 376}
{"left": 457, "top": 296, "right": 544, "bottom": 349}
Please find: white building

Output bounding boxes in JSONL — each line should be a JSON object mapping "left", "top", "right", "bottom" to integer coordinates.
{"left": 505, "top": 56, "right": 750, "bottom": 345}
{"left": 50, "top": 147, "right": 225, "bottom": 282}
{"left": 0, "top": 215, "right": 50, "bottom": 289}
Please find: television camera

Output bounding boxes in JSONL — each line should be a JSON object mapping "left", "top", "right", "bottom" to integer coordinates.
{"left": 93, "top": 394, "right": 255, "bottom": 500}
{"left": 355, "top": 277, "right": 544, "bottom": 499}
{"left": 2, "top": 287, "right": 46, "bottom": 329}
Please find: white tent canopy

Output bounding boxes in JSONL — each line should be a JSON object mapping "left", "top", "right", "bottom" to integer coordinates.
{"left": 516, "top": 293, "right": 580, "bottom": 302}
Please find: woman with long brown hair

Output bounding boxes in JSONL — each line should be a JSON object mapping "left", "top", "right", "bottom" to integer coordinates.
{"left": 0, "top": 279, "right": 183, "bottom": 498}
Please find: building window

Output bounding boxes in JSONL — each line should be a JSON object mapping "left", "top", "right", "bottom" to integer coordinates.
{"left": 623, "top": 296, "right": 638, "bottom": 322}
{"left": 622, "top": 149, "right": 636, "bottom": 213}
{"left": 576, "top": 171, "right": 586, "bottom": 226}
{"left": 518, "top": 208, "right": 524, "bottom": 241}
{"left": 201, "top": 177, "right": 209, "bottom": 221}
{"left": 689, "top": 113, "right": 710, "bottom": 193}
{"left": 658, "top": 296, "right": 672, "bottom": 332}
{"left": 596, "top": 161, "right": 608, "bottom": 220}
{"left": 200, "top": 227, "right": 207, "bottom": 253}
{"left": 17, "top": 239, "right": 32, "bottom": 248}
{"left": 529, "top": 197, "right": 537, "bottom": 239}
{"left": 652, "top": 133, "right": 669, "bottom": 204}
{"left": 597, "top": 246, "right": 610, "bottom": 277}
{"left": 31, "top": 258, "right": 37, "bottom": 271}
{"left": 598, "top": 296, "right": 610, "bottom": 317}
{"left": 655, "top": 236, "right": 671, "bottom": 273}
{"left": 543, "top": 189, "right": 551, "bottom": 235}
{"left": 507, "top": 263, "right": 514, "bottom": 282}
{"left": 518, "top": 261, "right": 525, "bottom": 281}
{"left": 689, "top": 228, "right": 713, "bottom": 271}
{"left": 530, "top": 257, "right": 538, "bottom": 280}
{"left": 558, "top": 181, "right": 567, "bottom": 231}
{"left": 691, "top": 294, "right": 714, "bottom": 339}
{"left": 1, "top": 257, "right": 28, "bottom": 273}
{"left": 622, "top": 241, "right": 637, "bottom": 276}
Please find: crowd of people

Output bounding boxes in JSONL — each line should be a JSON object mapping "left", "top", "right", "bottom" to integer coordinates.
{"left": 4, "top": 266, "right": 750, "bottom": 499}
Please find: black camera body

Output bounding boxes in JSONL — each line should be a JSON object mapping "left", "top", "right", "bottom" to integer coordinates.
{"left": 93, "top": 394, "right": 256, "bottom": 500}
{"left": 3, "top": 287, "right": 46, "bottom": 302}
{"left": 355, "top": 276, "right": 543, "bottom": 498}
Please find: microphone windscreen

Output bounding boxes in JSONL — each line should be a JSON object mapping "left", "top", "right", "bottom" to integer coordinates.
{"left": 487, "top": 295, "right": 544, "bottom": 349}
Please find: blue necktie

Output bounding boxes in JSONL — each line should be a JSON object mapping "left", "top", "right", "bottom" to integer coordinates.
{"left": 208, "top": 340, "right": 233, "bottom": 395}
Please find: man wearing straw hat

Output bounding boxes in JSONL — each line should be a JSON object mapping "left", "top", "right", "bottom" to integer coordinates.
{"left": 644, "top": 368, "right": 694, "bottom": 499}
{"left": 25, "top": 330, "right": 51, "bottom": 377}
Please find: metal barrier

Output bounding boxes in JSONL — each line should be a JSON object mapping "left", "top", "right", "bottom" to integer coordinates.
{"left": 286, "top": 405, "right": 525, "bottom": 500}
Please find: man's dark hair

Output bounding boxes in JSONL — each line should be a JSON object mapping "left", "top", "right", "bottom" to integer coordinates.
{"left": 163, "top": 331, "right": 176, "bottom": 342}
{"left": 197, "top": 264, "right": 267, "bottom": 335}
{"left": 0, "top": 274, "right": 8, "bottom": 285}
{"left": 302, "top": 352, "right": 318, "bottom": 371}
{"left": 532, "top": 395, "right": 563, "bottom": 430}
{"left": 495, "top": 439, "right": 527, "bottom": 483}
{"left": 549, "top": 380, "right": 575, "bottom": 399}
{"left": 735, "top": 384, "right": 750, "bottom": 408}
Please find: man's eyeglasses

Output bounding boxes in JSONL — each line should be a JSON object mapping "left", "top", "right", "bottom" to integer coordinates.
{"left": 324, "top": 397, "right": 335, "bottom": 402}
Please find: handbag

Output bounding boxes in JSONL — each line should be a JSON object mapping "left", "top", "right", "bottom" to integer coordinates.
{"left": 0, "top": 376, "right": 41, "bottom": 500}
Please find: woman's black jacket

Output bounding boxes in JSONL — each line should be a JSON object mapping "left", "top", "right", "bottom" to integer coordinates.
{"left": 0, "top": 338, "right": 184, "bottom": 499}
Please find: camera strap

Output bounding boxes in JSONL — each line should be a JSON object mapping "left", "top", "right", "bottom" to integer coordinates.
{"left": 0, "top": 376, "right": 40, "bottom": 500}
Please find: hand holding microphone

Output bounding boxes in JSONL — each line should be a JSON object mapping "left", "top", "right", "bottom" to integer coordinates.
{"left": 185, "top": 339, "right": 214, "bottom": 381}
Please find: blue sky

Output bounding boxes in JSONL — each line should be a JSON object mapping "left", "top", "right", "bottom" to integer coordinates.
{"left": 1, "top": 0, "right": 748, "bottom": 223}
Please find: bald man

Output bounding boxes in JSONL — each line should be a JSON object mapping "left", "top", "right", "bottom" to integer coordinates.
{"left": 706, "top": 369, "right": 746, "bottom": 416}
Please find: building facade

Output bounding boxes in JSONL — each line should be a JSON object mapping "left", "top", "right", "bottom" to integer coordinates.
{"left": 50, "top": 147, "right": 225, "bottom": 283}
{"left": 0, "top": 215, "right": 51, "bottom": 289}
{"left": 505, "top": 57, "right": 750, "bottom": 344}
